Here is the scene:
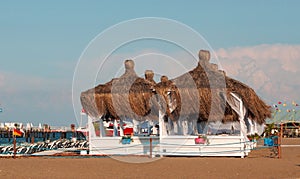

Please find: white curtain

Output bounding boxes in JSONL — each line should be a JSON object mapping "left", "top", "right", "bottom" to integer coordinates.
{"left": 227, "top": 93, "right": 248, "bottom": 140}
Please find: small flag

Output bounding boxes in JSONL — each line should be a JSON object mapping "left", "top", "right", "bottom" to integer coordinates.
{"left": 278, "top": 101, "right": 282, "bottom": 104}
{"left": 13, "top": 128, "right": 23, "bottom": 137}
{"left": 0, "top": 108, "right": 2, "bottom": 113}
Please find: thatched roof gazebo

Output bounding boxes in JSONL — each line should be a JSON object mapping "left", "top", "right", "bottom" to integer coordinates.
{"left": 82, "top": 51, "right": 271, "bottom": 157}
{"left": 81, "top": 50, "right": 271, "bottom": 136}
{"left": 153, "top": 50, "right": 271, "bottom": 136}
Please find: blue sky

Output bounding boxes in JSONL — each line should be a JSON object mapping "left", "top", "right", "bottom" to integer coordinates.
{"left": 1, "top": 1, "right": 300, "bottom": 126}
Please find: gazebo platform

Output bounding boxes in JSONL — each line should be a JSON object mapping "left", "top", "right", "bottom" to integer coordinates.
{"left": 89, "top": 135, "right": 253, "bottom": 158}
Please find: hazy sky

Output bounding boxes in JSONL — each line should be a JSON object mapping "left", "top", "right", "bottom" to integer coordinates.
{"left": 1, "top": 1, "right": 300, "bottom": 126}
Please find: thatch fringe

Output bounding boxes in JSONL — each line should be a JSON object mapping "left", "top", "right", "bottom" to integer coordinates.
{"left": 225, "top": 77, "right": 271, "bottom": 124}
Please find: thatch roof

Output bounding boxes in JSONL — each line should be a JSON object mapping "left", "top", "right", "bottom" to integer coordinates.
{"left": 80, "top": 60, "right": 159, "bottom": 121}
{"left": 81, "top": 50, "right": 271, "bottom": 124}
{"left": 155, "top": 50, "right": 271, "bottom": 124}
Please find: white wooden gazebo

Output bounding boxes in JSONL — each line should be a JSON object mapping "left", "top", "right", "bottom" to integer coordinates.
{"left": 87, "top": 92, "right": 260, "bottom": 158}
{"left": 82, "top": 51, "right": 269, "bottom": 158}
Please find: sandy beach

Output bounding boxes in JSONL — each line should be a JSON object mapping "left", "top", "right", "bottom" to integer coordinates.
{"left": 0, "top": 138, "right": 299, "bottom": 178}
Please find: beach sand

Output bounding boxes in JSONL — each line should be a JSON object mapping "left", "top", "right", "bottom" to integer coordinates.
{"left": 0, "top": 138, "right": 299, "bottom": 178}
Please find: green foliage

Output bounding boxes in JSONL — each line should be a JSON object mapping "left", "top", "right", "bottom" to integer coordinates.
{"left": 264, "top": 123, "right": 277, "bottom": 137}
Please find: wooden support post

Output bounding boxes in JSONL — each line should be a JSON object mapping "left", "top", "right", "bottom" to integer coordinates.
{"left": 13, "top": 137, "right": 16, "bottom": 159}
{"left": 99, "top": 118, "right": 106, "bottom": 137}
{"left": 149, "top": 137, "right": 153, "bottom": 158}
{"left": 159, "top": 110, "right": 163, "bottom": 157}
{"left": 278, "top": 123, "right": 283, "bottom": 159}
{"left": 113, "top": 119, "right": 118, "bottom": 137}
{"left": 119, "top": 119, "right": 124, "bottom": 137}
